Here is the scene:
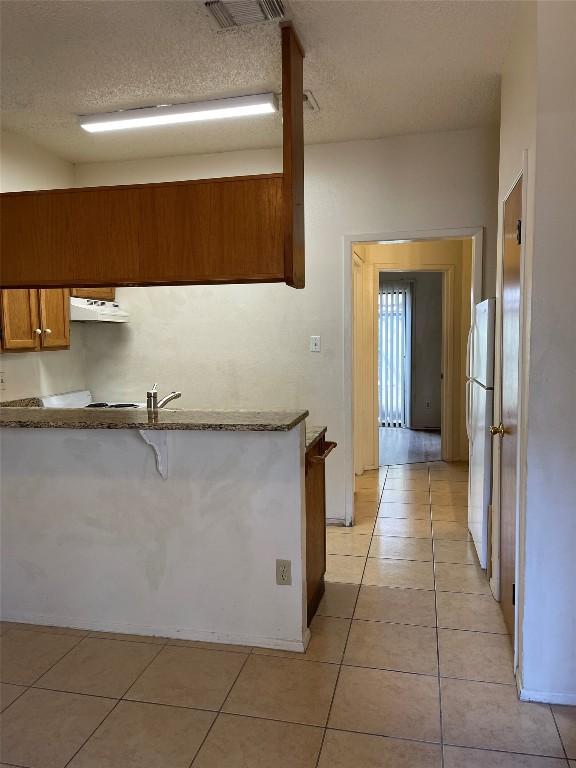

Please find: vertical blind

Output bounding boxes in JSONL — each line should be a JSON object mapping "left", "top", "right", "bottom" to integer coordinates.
{"left": 379, "top": 283, "right": 411, "bottom": 427}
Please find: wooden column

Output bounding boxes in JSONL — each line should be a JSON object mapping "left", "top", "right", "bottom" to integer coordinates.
{"left": 281, "top": 22, "right": 305, "bottom": 289}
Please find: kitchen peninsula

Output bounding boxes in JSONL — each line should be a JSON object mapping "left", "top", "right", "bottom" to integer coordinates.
{"left": 0, "top": 408, "right": 330, "bottom": 652}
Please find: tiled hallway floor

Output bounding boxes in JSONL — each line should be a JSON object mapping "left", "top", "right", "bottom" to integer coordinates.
{"left": 0, "top": 462, "right": 574, "bottom": 767}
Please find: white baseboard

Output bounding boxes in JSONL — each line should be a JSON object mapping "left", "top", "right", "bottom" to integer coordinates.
{"left": 0, "top": 612, "right": 309, "bottom": 653}
{"left": 519, "top": 686, "right": 576, "bottom": 705}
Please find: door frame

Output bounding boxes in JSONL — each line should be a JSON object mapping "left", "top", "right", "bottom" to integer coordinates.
{"left": 343, "top": 226, "right": 484, "bottom": 526}
{"left": 491, "top": 157, "right": 531, "bottom": 681}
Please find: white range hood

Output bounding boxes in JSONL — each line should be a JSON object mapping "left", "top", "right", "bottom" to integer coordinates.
{"left": 70, "top": 297, "right": 129, "bottom": 323}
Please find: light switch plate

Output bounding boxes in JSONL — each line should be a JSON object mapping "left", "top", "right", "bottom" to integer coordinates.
{"left": 310, "top": 335, "right": 321, "bottom": 353}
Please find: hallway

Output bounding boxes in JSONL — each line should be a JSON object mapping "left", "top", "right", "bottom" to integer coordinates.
{"left": 320, "top": 461, "right": 574, "bottom": 765}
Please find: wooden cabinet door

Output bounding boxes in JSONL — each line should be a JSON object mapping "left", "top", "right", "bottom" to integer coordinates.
{"left": 38, "top": 289, "right": 70, "bottom": 349}
{"left": 0, "top": 289, "right": 40, "bottom": 350}
{"left": 71, "top": 288, "right": 116, "bottom": 301}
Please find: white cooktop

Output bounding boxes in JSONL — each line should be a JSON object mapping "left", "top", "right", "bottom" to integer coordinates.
{"left": 40, "top": 390, "right": 145, "bottom": 409}
{"left": 41, "top": 390, "right": 94, "bottom": 408}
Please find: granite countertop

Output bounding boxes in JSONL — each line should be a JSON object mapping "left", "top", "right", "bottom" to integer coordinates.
{"left": 0, "top": 407, "right": 309, "bottom": 432}
{"left": 306, "top": 425, "right": 327, "bottom": 450}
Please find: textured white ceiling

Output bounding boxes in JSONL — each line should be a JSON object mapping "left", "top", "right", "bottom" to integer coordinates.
{"left": 0, "top": 0, "right": 518, "bottom": 163}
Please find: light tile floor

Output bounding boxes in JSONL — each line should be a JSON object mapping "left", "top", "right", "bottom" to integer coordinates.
{"left": 0, "top": 462, "right": 573, "bottom": 767}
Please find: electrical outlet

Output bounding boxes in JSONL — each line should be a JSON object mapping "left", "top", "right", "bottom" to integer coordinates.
{"left": 309, "top": 335, "right": 321, "bottom": 353}
{"left": 425, "top": 400, "right": 431, "bottom": 409}
{"left": 0, "top": 371, "right": 6, "bottom": 393}
{"left": 276, "top": 559, "right": 292, "bottom": 586}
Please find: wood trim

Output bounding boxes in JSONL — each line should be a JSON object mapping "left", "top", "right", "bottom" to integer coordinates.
{"left": 305, "top": 433, "right": 327, "bottom": 624}
{"left": 441, "top": 266, "right": 456, "bottom": 460}
{"left": 281, "top": 21, "right": 305, "bottom": 289}
{"left": 310, "top": 440, "right": 337, "bottom": 463}
{"left": 1, "top": 173, "right": 282, "bottom": 198}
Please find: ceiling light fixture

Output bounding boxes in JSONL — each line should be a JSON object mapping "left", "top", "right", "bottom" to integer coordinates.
{"left": 79, "top": 93, "right": 278, "bottom": 133}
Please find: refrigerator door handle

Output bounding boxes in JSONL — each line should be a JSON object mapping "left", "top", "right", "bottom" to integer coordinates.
{"left": 466, "top": 379, "right": 472, "bottom": 442}
{"left": 466, "top": 325, "right": 473, "bottom": 379}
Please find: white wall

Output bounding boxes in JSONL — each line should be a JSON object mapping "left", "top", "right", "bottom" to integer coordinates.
{"left": 492, "top": 0, "right": 537, "bottom": 653}
{"left": 520, "top": 1, "right": 576, "bottom": 703}
{"left": 1, "top": 130, "right": 74, "bottom": 192}
{"left": 76, "top": 128, "right": 499, "bottom": 520}
{"left": 0, "top": 131, "right": 87, "bottom": 402}
{"left": 496, "top": 0, "right": 576, "bottom": 703}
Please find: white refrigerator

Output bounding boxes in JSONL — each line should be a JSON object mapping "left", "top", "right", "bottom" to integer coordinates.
{"left": 467, "top": 298, "right": 495, "bottom": 569}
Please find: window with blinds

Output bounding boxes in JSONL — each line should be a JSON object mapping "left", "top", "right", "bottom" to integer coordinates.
{"left": 378, "top": 283, "right": 412, "bottom": 427}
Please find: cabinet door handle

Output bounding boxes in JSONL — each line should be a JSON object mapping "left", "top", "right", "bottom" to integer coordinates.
{"left": 34, "top": 328, "right": 42, "bottom": 335}
{"left": 310, "top": 441, "right": 337, "bottom": 463}
{"left": 43, "top": 328, "right": 52, "bottom": 334}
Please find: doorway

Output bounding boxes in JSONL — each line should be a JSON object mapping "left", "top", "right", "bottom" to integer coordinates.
{"left": 378, "top": 272, "right": 442, "bottom": 465}
{"left": 351, "top": 236, "right": 478, "bottom": 481}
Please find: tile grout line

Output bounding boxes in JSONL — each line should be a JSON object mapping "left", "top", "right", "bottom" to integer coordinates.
{"left": 0, "top": 631, "right": 164, "bottom": 727}
{"left": 62, "top": 699, "right": 122, "bottom": 768}
{"left": 21, "top": 630, "right": 88, "bottom": 691}
{"left": 0, "top": 681, "right": 29, "bottom": 715}
{"left": 550, "top": 705, "right": 571, "bottom": 764}
{"left": 60, "top": 638, "right": 166, "bottom": 768}
{"left": 187, "top": 649, "right": 254, "bottom": 768}
{"left": 429, "top": 464, "right": 446, "bottom": 768}
{"left": 312, "top": 465, "right": 389, "bottom": 767}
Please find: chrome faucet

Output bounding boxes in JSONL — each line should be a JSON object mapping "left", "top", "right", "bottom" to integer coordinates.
{"left": 146, "top": 383, "right": 182, "bottom": 410}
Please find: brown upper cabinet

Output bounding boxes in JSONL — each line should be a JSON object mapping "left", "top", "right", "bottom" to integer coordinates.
{"left": 71, "top": 288, "right": 116, "bottom": 301}
{"left": 0, "top": 24, "right": 305, "bottom": 291}
{"left": 0, "top": 288, "right": 70, "bottom": 351}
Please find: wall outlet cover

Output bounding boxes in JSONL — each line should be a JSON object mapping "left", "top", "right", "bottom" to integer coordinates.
{"left": 276, "top": 559, "right": 292, "bottom": 586}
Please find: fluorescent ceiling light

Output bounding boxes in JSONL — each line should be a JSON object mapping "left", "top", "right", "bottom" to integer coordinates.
{"left": 79, "top": 93, "right": 278, "bottom": 133}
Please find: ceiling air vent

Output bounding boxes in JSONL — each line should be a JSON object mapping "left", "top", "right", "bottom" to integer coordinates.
{"left": 205, "top": 0, "right": 286, "bottom": 29}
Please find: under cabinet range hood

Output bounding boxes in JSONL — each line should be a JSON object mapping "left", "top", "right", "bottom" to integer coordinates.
{"left": 70, "top": 297, "right": 129, "bottom": 323}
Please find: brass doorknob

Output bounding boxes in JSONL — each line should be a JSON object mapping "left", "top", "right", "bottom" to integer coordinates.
{"left": 490, "top": 423, "right": 505, "bottom": 437}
